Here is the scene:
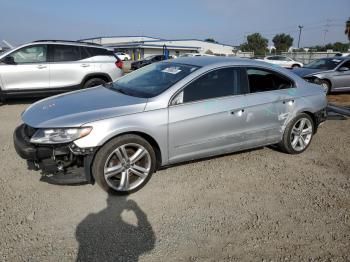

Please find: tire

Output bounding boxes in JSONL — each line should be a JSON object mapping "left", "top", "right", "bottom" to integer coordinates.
{"left": 83, "top": 78, "right": 106, "bottom": 89}
{"left": 278, "top": 113, "right": 314, "bottom": 154}
{"left": 92, "top": 134, "right": 157, "bottom": 194}
{"left": 318, "top": 79, "right": 331, "bottom": 95}
{"left": 291, "top": 64, "right": 300, "bottom": 69}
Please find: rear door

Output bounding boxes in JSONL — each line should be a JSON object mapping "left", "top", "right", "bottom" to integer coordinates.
{"left": 49, "top": 44, "right": 94, "bottom": 89}
{"left": 242, "top": 67, "right": 296, "bottom": 144}
{"left": 168, "top": 67, "right": 249, "bottom": 163}
{"left": 0, "top": 44, "right": 49, "bottom": 91}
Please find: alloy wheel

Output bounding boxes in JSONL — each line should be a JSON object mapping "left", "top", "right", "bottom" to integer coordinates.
{"left": 290, "top": 118, "right": 313, "bottom": 151}
{"left": 103, "top": 143, "right": 151, "bottom": 191}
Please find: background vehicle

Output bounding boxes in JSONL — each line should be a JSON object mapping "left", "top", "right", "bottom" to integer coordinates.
{"left": 292, "top": 57, "right": 350, "bottom": 94}
{"left": 258, "top": 55, "right": 303, "bottom": 68}
{"left": 130, "top": 55, "right": 166, "bottom": 70}
{"left": 115, "top": 52, "right": 131, "bottom": 61}
{"left": 14, "top": 57, "right": 327, "bottom": 194}
{"left": 0, "top": 40, "right": 123, "bottom": 102}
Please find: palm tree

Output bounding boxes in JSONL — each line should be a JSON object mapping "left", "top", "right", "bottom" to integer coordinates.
{"left": 346, "top": 17, "right": 350, "bottom": 41}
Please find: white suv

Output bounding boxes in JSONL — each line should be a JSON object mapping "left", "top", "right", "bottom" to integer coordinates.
{"left": 0, "top": 40, "right": 123, "bottom": 102}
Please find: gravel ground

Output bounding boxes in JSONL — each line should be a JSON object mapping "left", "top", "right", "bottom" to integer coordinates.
{"left": 0, "top": 99, "right": 349, "bottom": 262}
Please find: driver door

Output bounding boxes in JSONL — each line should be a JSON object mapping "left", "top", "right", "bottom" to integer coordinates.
{"left": 0, "top": 44, "right": 49, "bottom": 91}
{"left": 332, "top": 60, "right": 350, "bottom": 90}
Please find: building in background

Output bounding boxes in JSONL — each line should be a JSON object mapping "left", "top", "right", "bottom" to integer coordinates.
{"left": 81, "top": 36, "right": 236, "bottom": 60}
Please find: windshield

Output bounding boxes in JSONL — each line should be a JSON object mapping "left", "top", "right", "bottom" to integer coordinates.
{"left": 112, "top": 62, "right": 199, "bottom": 98}
{"left": 305, "top": 58, "right": 342, "bottom": 70}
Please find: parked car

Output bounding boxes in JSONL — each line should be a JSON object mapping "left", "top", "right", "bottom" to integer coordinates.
{"left": 0, "top": 40, "right": 123, "bottom": 102}
{"left": 14, "top": 57, "right": 327, "bottom": 194}
{"left": 115, "top": 52, "right": 131, "bottom": 61}
{"left": 292, "top": 57, "right": 350, "bottom": 94}
{"left": 130, "top": 55, "right": 166, "bottom": 70}
{"left": 258, "top": 56, "right": 303, "bottom": 69}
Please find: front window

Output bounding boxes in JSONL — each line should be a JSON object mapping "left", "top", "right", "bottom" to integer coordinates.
{"left": 305, "top": 58, "right": 342, "bottom": 70}
{"left": 111, "top": 62, "right": 199, "bottom": 98}
{"left": 8, "top": 45, "right": 47, "bottom": 63}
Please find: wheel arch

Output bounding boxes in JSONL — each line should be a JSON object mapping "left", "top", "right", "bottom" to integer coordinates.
{"left": 81, "top": 73, "right": 113, "bottom": 87}
{"left": 97, "top": 131, "right": 163, "bottom": 169}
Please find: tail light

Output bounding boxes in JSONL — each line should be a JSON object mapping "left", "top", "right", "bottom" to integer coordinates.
{"left": 115, "top": 60, "right": 123, "bottom": 69}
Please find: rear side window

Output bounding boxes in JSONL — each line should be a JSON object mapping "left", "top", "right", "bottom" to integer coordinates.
{"left": 246, "top": 68, "right": 293, "bottom": 93}
{"left": 51, "top": 45, "right": 80, "bottom": 62}
{"left": 182, "top": 67, "right": 246, "bottom": 103}
{"left": 87, "top": 47, "right": 114, "bottom": 57}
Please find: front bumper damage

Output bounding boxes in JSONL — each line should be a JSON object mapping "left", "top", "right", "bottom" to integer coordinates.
{"left": 13, "top": 124, "right": 97, "bottom": 184}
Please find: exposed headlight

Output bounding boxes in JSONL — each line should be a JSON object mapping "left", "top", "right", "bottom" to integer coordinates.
{"left": 30, "top": 127, "right": 92, "bottom": 144}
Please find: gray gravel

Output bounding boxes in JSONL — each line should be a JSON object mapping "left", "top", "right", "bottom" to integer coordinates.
{"left": 0, "top": 100, "right": 350, "bottom": 261}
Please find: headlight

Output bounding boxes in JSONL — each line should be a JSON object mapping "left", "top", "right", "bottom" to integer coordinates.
{"left": 30, "top": 127, "right": 92, "bottom": 144}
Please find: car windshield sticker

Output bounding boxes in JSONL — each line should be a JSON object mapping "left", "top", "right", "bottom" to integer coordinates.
{"left": 162, "top": 67, "right": 182, "bottom": 74}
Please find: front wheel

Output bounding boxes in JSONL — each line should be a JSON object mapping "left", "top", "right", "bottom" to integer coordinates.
{"left": 292, "top": 64, "right": 300, "bottom": 69}
{"left": 318, "top": 79, "right": 331, "bottom": 95}
{"left": 92, "top": 135, "right": 156, "bottom": 194}
{"left": 278, "top": 113, "right": 314, "bottom": 154}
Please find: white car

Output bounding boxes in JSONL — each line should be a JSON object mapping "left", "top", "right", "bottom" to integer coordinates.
{"left": 0, "top": 40, "right": 123, "bottom": 102}
{"left": 115, "top": 52, "right": 131, "bottom": 61}
{"left": 259, "top": 56, "right": 303, "bottom": 69}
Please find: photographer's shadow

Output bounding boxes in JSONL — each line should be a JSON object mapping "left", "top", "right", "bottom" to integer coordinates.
{"left": 75, "top": 195, "right": 155, "bottom": 262}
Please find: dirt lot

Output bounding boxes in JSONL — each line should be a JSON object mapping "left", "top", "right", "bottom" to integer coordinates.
{"left": 0, "top": 98, "right": 350, "bottom": 262}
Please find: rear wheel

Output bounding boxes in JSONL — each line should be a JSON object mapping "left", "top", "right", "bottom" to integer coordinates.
{"left": 291, "top": 64, "right": 300, "bottom": 69}
{"left": 83, "top": 78, "right": 106, "bottom": 89}
{"left": 278, "top": 113, "right": 314, "bottom": 154}
{"left": 92, "top": 134, "right": 156, "bottom": 194}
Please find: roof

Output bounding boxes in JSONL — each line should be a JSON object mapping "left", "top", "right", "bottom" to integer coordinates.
{"left": 107, "top": 43, "right": 200, "bottom": 50}
{"left": 80, "top": 36, "right": 162, "bottom": 41}
{"left": 80, "top": 36, "right": 235, "bottom": 48}
{"left": 142, "top": 39, "right": 235, "bottom": 48}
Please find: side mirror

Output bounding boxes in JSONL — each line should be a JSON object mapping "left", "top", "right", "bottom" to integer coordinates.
{"left": 1, "top": 56, "right": 16, "bottom": 65}
{"left": 338, "top": 66, "right": 349, "bottom": 72}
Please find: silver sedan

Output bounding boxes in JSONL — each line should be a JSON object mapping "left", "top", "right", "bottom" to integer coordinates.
{"left": 293, "top": 57, "right": 350, "bottom": 94}
{"left": 14, "top": 57, "right": 327, "bottom": 194}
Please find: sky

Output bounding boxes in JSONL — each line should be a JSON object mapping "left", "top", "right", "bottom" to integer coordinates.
{"left": 0, "top": 0, "right": 349, "bottom": 48}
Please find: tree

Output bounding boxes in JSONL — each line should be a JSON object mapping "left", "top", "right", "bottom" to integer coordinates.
{"left": 345, "top": 17, "right": 350, "bottom": 41}
{"left": 240, "top": 33, "right": 268, "bottom": 56}
{"left": 272, "top": 33, "right": 293, "bottom": 53}
{"left": 204, "top": 38, "right": 217, "bottom": 43}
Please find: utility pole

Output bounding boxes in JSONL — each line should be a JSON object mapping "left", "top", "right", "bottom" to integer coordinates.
{"left": 323, "top": 19, "right": 331, "bottom": 46}
{"left": 297, "top": 25, "right": 304, "bottom": 48}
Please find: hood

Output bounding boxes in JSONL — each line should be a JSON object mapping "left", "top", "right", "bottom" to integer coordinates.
{"left": 22, "top": 86, "right": 147, "bottom": 128}
{"left": 292, "top": 67, "right": 329, "bottom": 77}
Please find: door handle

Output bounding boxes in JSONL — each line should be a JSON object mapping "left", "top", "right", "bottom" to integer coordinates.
{"left": 230, "top": 109, "right": 245, "bottom": 115}
{"left": 80, "top": 64, "right": 90, "bottom": 67}
{"left": 37, "top": 65, "right": 47, "bottom": 69}
{"left": 282, "top": 99, "right": 294, "bottom": 104}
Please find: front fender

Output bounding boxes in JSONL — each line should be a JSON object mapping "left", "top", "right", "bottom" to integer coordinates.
{"left": 74, "top": 109, "right": 169, "bottom": 165}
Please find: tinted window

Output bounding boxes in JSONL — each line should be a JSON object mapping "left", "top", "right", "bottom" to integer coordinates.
{"left": 267, "top": 56, "right": 278, "bottom": 60}
{"left": 9, "top": 45, "right": 47, "bottom": 63}
{"left": 113, "top": 62, "right": 199, "bottom": 98}
{"left": 88, "top": 47, "right": 113, "bottom": 56}
{"left": 52, "top": 45, "right": 80, "bottom": 62}
{"left": 340, "top": 60, "right": 350, "bottom": 69}
{"left": 182, "top": 68, "right": 243, "bottom": 103}
{"left": 247, "top": 68, "right": 293, "bottom": 93}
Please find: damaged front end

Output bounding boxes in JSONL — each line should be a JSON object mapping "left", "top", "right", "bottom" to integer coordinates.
{"left": 13, "top": 124, "right": 97, "bottom": 184}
